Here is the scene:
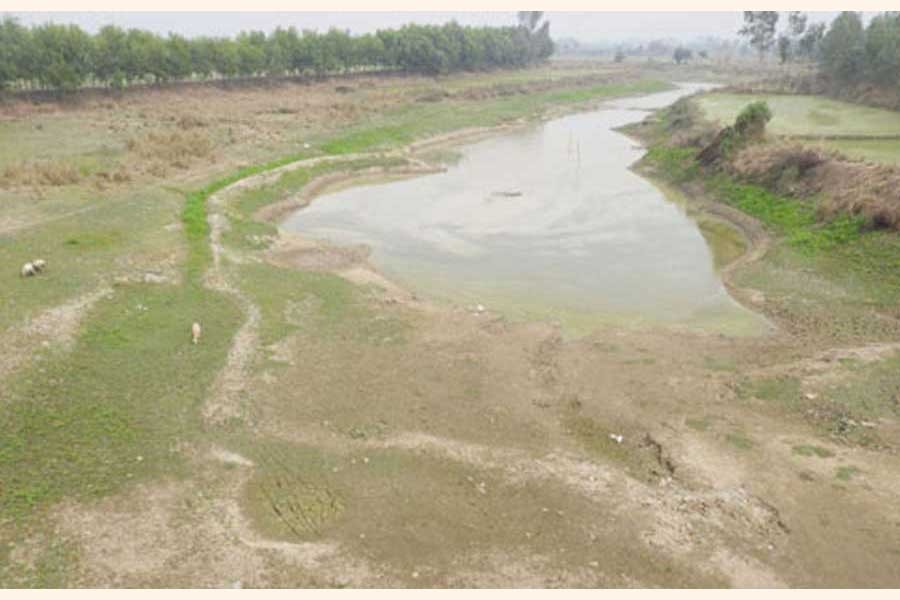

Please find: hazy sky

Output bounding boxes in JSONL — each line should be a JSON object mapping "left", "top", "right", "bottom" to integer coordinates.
{"left": 7, "top": 11, "right": 853, "bottom": 43}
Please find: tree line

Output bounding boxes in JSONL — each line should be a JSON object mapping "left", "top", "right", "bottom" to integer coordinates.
{"left": 0, "top": 13, "right": 554, "bottom": 92}
{"left": 739, "top": 11, "right": 900, "bottom": 87}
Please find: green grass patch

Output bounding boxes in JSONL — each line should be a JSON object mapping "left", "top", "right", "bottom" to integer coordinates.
{"left": 643, "top": 145, "right": 699, "bottom": 183}
{"left": 1, "top": 185, "right": 184, "bottom": 332}
{"left": 315, "top": 79, "right": 672, "bottom": 156}
{"left": 823, "top": 352, "right": 900, "bottom": 421}
{"left": 696, "top": 93, "right": 900, "bottom": 138}
{"left": 792, "top": 444, "right": 835, "bottom": 458}
{"left": 237, "top": 262, "right": 408, "bottom": 348}
{"left": 0, "top": 283, "right": 241, "bottom": 520}
{"left": 835, "top": 465, "right": 861, "bottom": 481}
{"left": 563, "top": 413, "right": 669, "bottom": 482}
{"left": 823, "top": 138, "right": 900, "bottom": 167}
{"left": 725, "top": 431, "right": 755, "bottom": 450}
{"left": 706, "top": 176, "right": 866, "bottom": 255}
{"left": 63, "top": 229, "right": 124, "bottom": 250}
{"left": 685, "top": 417, "right": 712, "bottom": 431}
{"left": 736, "top": 375, "right": 802, "bottom": 407}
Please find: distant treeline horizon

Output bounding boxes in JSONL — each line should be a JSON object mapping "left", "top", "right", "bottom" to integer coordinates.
{"left": 557, "top": 10, "right": 900, "bottom": 91}
{"left": 0, "top": 14, "right": 554, "bottom": 92}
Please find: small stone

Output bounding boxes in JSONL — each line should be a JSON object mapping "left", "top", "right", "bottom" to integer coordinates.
{"left": 136, "top": 456, "right": 143, "bottom": 462}
{"left": 359, "top": 533, "right": 366, "bottom": 539}
{"left": 363, "top": 457, "right": 369, "bottom": 464}
{"left": 411, "top": 571, "right": 419, "bottom": 579}
{"left": 589, "top": 561, "right": 599, "bottom": 568}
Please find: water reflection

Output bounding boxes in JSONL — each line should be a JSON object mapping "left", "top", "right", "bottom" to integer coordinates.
{"left": 282, "top": 83, "right": 769, "bottom": 336}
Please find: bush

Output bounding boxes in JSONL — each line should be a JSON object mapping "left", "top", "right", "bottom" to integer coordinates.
{"left": 734, "top": 101, "right": 773, "bottom": 138}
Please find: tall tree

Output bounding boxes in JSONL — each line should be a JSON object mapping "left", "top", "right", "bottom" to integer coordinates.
{"left": 788, "top": 12, "right": 808, "bottom": 38}
{"left": 739, "top": 11, "right": 779, "bottom": 60}
{"left": 797, "top": 22, "right": 826, "bottom": 60}
{"left": 820, "top": 11, "right": 867, "bottom": 83}
{"left": 864, "top": 12, "right": 900, "bottom": 85}
{"left": 517, "top": 11, "right": 543, "bottom": 33}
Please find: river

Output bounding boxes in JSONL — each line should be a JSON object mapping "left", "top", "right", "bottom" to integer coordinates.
{"left": 282, "top": 83, "right": 770, "bottom": 336}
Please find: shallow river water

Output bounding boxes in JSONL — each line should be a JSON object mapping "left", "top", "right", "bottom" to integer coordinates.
{"left": 283, "top": 83, "right": 770, "bottom": 336}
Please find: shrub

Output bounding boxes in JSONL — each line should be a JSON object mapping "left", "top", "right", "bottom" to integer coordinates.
{"left": 734, "top": 101, "right": 773, "bottom": 138}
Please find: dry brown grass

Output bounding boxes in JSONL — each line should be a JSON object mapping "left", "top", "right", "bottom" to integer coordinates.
{"left": 1, "top": 160, "right": 81, "bottom": 187}
{"left": 731, "top": 140, "right": 900, "bottom": 229}
{"left": 126, "top": 129, "right": 213, "bottom": 170}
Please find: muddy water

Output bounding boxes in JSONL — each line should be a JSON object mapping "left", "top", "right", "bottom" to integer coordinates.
{"left": 283, "top": 83, "right": 770, "bottom": 336}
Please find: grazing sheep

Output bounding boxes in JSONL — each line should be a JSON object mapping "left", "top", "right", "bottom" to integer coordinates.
{"left": 191, "top": 322, "right": 202, "bottom": 344}
{"left": 32, "top": 259, "right": 47, "bottom": 272}
{"left": 20, "top": 262, "right": 36, "bottom": 277}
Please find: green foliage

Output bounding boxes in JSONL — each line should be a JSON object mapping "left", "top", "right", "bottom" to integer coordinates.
{"left": 864, "top": 13, "right": 900, "bottom": 86}
{"left": 734, "top": 101, "right": 772, "bottom": 137}
{"left": 835, "top": 465, "right": 861, "bottom": 481}
{"left": 792, "top": 445, "right": 835, "bottom": 458}
{"left": 642, "top": 140, "right": 866, "bottom": 258}
{"left": 0, "top": 16, "right": 556, "bottom": 92}
{"left": 709, "top": 176, "right": 864, "bottom": 254}
{"left": 644, "top": 146, "right": 698, "bottom": 182}
{"left": 820, "top": 12, "right": 868, "bottom": 84}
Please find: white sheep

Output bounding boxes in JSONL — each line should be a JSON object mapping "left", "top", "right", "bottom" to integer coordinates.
{"left": 191, "top": 322, "right": 202, "bottom": 344}
{"left": 20, "top": 262, "right": 36, "bottom": 277}
{"left": 32, "top": 259, "right": 47, "bottom": 272}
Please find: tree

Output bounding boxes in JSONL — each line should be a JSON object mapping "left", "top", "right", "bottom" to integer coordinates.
{"left": 0, "top": 16, "right": 557, "bottom": 92}
{"left": 820, "top": 12, "right": 867, "bottom": 83}
{"left": 614, "top": 48, "right": 625, "bottom": 63}
{"left": 739, "top": 11, "right": 779, "bottom": 60}
{"left": 777, "top": 34, "right": 792, "bottom": 64}
{"left": 93, "top": 25, "right": 128, "bottom": 87}
{"left": 673, "top": 47, "right": 693, "bottom": 64}
{"left": 797, "top": 22, "right": 826, "bottom": 60}
{"left": 31, "top": 23, "right": 93, "bottom": 91}
{"left": 517, "top": 11, "right": 543, "bottom": 33}
{"left": 164, "top": 34, "right": 193, "bottom": 81}
{"left": 864, "top": 12, "right": 900, "bottom": 85}
{"left": 788, "top": 12, "right": 808, "bottom": 38}
{"left": 0, "top": 17, "right": 31, "bottom": 89}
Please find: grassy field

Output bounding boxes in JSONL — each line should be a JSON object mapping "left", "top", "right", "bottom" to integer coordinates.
{"left": 696, "top": 92, "right": 900, "bottom": 138}
{"left": 821, "top": 138, "right": 900, "bottom": 166}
